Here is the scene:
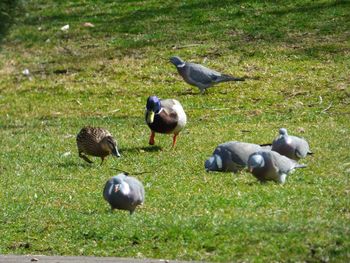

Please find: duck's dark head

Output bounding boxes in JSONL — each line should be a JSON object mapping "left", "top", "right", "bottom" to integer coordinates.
{"left": 146, "top": 96, "right": 161, "bottom": 124}
{"left": 101, "top": 136, "right": 121, "bottom": 157}
{"left": 169, "top": 56, "right": 185, "bottom": 67}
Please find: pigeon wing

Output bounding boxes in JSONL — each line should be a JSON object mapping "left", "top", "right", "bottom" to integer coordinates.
{"left": 187, "top": 63, "right": 221, "bottom": 86}
{"left": 103, "top": 179, "right": 113, "bottom": 201}
{"left": 125, "top": 177, "right": 145, "bottom": 205}
{"left": 270, "top": 151, "right": 299, "bottom": 174}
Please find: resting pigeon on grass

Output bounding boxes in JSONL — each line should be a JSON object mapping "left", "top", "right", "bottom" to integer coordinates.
{"left": 103, "top": 173, "right": 145, "bottom": 215}
{"left": 272, "top": 128, "right": 312, "bottom": 160}
{"left": 247, "top": 150, "right": 307, "bottom": 184}
{"left": 169, "top": 56, "right": 245, "bottom": 94}
{"left": 205, "top": 141, "right": 270, "bottom": 173}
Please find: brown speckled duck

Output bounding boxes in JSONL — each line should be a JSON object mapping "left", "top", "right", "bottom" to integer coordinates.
{"left": 145, "top": 96, "right": 187, "bottom": 148}
{"left": 76, "top": 126, "right": 120, "bottom": 165}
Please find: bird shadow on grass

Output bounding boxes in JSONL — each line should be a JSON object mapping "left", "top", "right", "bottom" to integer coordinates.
{"left": 56, "top": 159, "right": 92, "bottom": 169}
{"left": 175, "top": 90, "right": 199, "bottom": 96}
{"left": 0, "top": 0, "right": 20, "bottom": 46}
{"left": 120, "top": 145, "right": 162, "bottom": 154}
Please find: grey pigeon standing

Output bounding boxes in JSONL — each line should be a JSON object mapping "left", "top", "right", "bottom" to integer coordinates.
{"left": 170, "top": 56, "right": 245, "bottom": 94}
{"left": 103, "top": 173, "right": 145, "bottom": 215}
{"left": 205, "top": 141, "right": 271, "bottom": 173}
{"left": 247, "top": 150, "right": 306, "bottom": 184}
{"left": 272, "top": 128, "right": 312, "bottom": 160}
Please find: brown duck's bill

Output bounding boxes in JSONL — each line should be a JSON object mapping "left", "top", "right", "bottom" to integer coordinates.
{"left": 112, "top": 148, "right": 121, "bottom": 157}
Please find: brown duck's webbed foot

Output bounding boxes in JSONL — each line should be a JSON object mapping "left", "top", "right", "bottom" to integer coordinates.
{"left": 100, "top": 157, "right": 106, "bottom": 166}
{"left": 79, "top": 152, "right": 93, "bottom": 163}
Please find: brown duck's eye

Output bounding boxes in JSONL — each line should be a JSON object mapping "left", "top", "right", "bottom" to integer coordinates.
{"left": 107, "top": 138, "right": 116, "bottom": 147}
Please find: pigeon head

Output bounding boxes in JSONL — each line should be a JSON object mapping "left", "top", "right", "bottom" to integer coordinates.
{"left": 248, "top": 153, "right": 265, "bottom": 172}
{"left": 111, "top": 175, "right": 124, "bottom": 185}
{"left": 111, "top": 174, "right": 130, "bottom": 195}
{"left": 105, "top": 175, "right": 123, "bottom": 197}
{"left": 279, "top": 128, "right": 288, "bottom": 136}
{"left": 146, "top": 96, "right": 161, "bottom": 123}
{"left": 114, "top": 181, "right": 130, "bottom": 195}
{"left": 169, "top": 56, "right": 185, "bottom": 67}
{"left": 101, "top": 136, "right": 121, "bottom": 157}
{"left": 205, "top": 154, "right": 222, "bottom": 172}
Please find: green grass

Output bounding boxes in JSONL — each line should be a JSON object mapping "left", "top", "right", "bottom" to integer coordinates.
{"left": 1, "top": 0, "right": 350, "bottom": 262}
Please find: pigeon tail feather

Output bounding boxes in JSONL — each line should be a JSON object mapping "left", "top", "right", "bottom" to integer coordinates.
{"left": 218, "top": 74, "right": 245, "bottom": 82}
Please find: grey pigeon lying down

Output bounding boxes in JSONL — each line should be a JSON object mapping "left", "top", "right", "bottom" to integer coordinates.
{"left": 205, "top": 141, "right": 269, "bottom": 173}
{"left": 103, "top": 173, "right": 145, "bottom": 215}
{"left": 170, "top": 56, "right": 245, "bottom": 94}
{"left": 272, "top": 128, "right": 312, "bottom": 160}
{"left": 247, "top": 150, "right": 306, "bottom": 184}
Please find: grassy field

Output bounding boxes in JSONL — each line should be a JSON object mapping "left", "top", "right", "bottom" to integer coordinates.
{"left": 0, "top": 0, "right": 349, "bottom": 262}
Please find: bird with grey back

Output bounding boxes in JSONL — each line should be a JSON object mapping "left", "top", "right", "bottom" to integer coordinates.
{"left": 205, "top": 141, "right": 271, "bottom": 173}
{"left": 247, "top": 150, "right": 307, "bottom": 184}
{"left": 170, "top": 56, "right": 245, "bottom": 94}
{"left": 76, "top": 126, "right": 120, "bottom": 165}
{"left": 272, "top": 128, "right": 312, "bottom": 160}
{"left": 103, "top": 173, "right": 145, "bottom": 215}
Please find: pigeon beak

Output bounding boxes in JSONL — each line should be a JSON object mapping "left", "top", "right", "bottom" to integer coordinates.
{"left": 114, "top": 185, "right": 120, "bottom": 193}
{"left": 146, "top": 111, "right": 155, "bottom": 124}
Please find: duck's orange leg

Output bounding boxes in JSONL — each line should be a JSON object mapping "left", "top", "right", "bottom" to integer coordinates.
{"left": 172, "top": 134, "right": 178, "bottom": 148}
{"left": 149, "top": 131, "right": 155, "bottom": 145}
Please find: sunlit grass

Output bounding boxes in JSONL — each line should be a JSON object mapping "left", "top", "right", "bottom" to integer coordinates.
{"left": 0, "top": 0, "right": 349, "bottom": 262}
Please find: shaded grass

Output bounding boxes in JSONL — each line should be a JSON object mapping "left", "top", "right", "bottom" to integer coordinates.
{"left": 0, "top": 0, "right": 350, "bottom": 262}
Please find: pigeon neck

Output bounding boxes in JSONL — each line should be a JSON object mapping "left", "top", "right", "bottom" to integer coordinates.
{"left": 214, "top": 154, "right": 223, "bottom": 169}
{"left": 119, "top": 182, "right": 130, "bottom": 195}
{"left": 282, "top": 135, "right": 292, "bottom": 144}
{"left": 177, "top": 63, "right": 186, "bottom": 68}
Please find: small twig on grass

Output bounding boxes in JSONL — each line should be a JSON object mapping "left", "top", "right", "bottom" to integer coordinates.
{"left": 243, "top": 75, "right": 261, "bottom": 80}
{"left": 186, "top": 106, "right": 233, "bottom": 112}
{"left": 209, "top": 107, "right": 231, "bottom": 111}
{"left": 321, "top": 102, "right": 333, "bottom": 113}
{"left": 111, "top": 168, "right": 151, "bottom": 176}
{"left": 287, "top": 90, "right": 308, "bottom": 98}
{"left": 172, "top": 44, "right": 201, "bottom": 50}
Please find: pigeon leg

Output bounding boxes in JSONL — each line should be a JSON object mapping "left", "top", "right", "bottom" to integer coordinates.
{"left": 79, "top": 152, "right": 93, "bottom": 163}
{"left": 149, "top": 131, "right": 155, "bottom": 145}
{"left": 172, "top": 134, "right": 178, "bottom": 148}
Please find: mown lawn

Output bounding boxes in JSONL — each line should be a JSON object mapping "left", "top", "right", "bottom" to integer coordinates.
{"left": 0, "top": 0, "right": 349, "bottom": 262}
